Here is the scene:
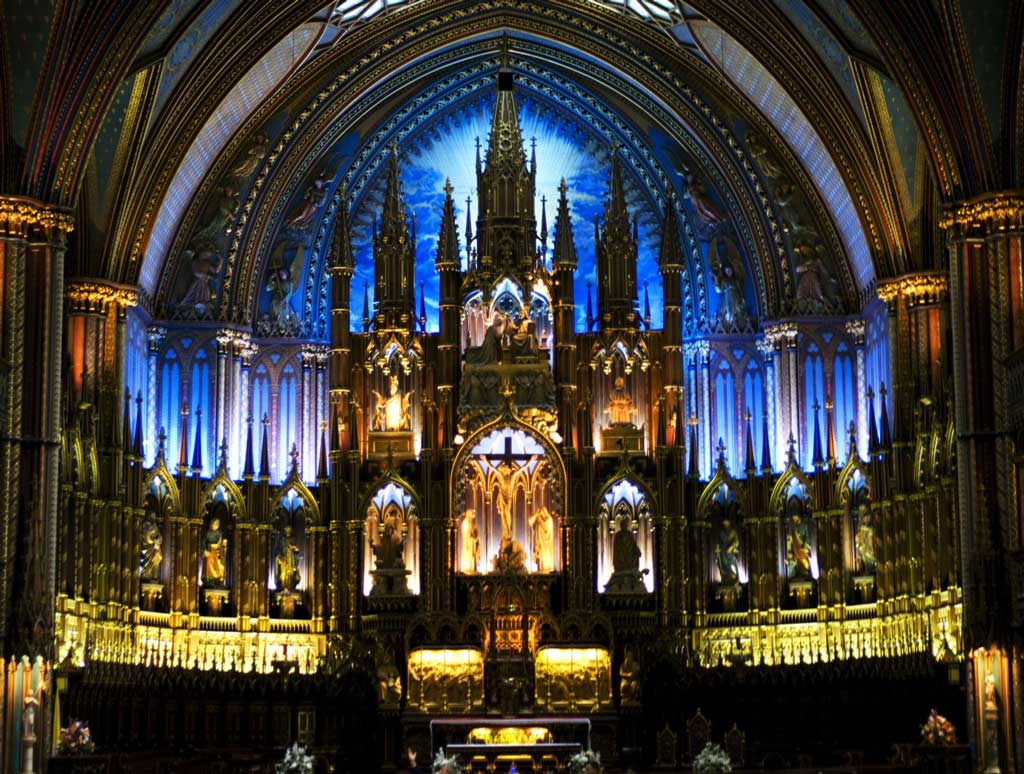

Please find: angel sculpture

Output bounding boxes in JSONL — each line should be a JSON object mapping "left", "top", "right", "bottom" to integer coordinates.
{"left": 371, "top": 374, "right": 413, "bottom": 431}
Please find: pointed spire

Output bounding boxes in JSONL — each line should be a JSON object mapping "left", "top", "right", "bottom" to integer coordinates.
{"left": 760, "top": 410, "right": 772, "bottom": 473}
{"left": 847, "top": 421, "right": 858, "bottom": 461}
{"left": 177, "top": 404, "right": 190, "bottom": 474}
{"left": 362, "top": 281, "right": 370, "bottom": 331}
{"left": 656, "top": 393, "right": 667, "bottom": 448}
{"left": 218, "top": 437, "right": 229, "bottom": 472}
{"left": 259, "top": 413, "right": 270, "bottom": 481}
{"left": 879, "top": 383, "right": 892, "bottom": 449}
{"left": 289, "top": 443, "right": 300, "bottom": 478}
{"left": 317, "top": 421, "right": 329, "bottom": 481}
{"left": 787, "top": 432, "right": 798, "bottom": 467}
{"left": 586, "top": 282, "right": 594, "bottom": 331}
{"left": 191, "top": 408, "right": 203, "bottom": 475}
{"left": 552, "top": 179, "right": 578, "bottom": 269}
{"left": 530, "top": 136, "right": 537, "bottom": 175}
{"left": 485, "top": 37, "right": 526, "bottom": 173}
{"left": 811, "top": 401, "right": 823, "bottom": 469}
{"left": 157, "top": 427, "right": 167, "bottom": 464}
{"left": 381, "top": 142, "right": 405, "bottom": 232}
{"left": 825, "top": 396, "right": 836, "bottom": 468}
{"left": 465, "top": 195, "right": 474, "bottom": 257}
{"left": 330, "top": 185, "right": 355, "bottom": 271}
{"left": 349, "top": 401, "right": 361, "bottom": 453}
{"left": 715, "top": 437, "right": 728, "bottom": 471}
{"left": 436, "top": 178, "right": 461, "bottom": 270}
{"left": 643, "top": 282, "right": 651, "bottom": 328}
{"left": 122, "top": 389, "right": 133, "bottom": 455}
{"left": 659, "top": 189, "right": 684, "bottom": 269}
{"left": 475, "top": 137, "right": 482, "bottom": 177}
{"left": 867, "top": 386, "right": 879, "bottom": 452}
{"left": 744, "top": 409, "right": 756, "bottom": 474}
{"left": 539, "top": 194, "right": 548, "bottom": 262}
{"left": 243, "top": 415, "right": 255, "bottom": 480}
{"left": 133, "top": 391, "right": 144, "bottom": 459}
{"left": 419, "top": 282, "right": 427, "bottom": 331}
{"left": 687, "top": 415, "right": 700, "bottom": 479}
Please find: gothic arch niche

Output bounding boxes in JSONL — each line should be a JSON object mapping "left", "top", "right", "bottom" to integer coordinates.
{"left": 453, "top": 424, "right": 563, "bottom": 575}
{"left": 592, "top": 341, "right": 649, "bottom": 453}
{"left": 702, "top": 478, "right": 746, "bottom": 612}
{"left": 777, "top": 475, "right": 817, "bottom": 609}
{"left": 199, "top": 478, "right": 243, "bottom": 616}
{"left": 597, "top": 479, "right": 654, "bottom": 592}
{"left": 462, "top": 278, "right": 549, "bottom": 357}
{"left": 139, "top": 469, "right": 178, "bottom": 611}
{"left": 269, "top": 479, "right": 317, "bottom": 618}
{"left": 363, "top": 480, "right": 420, "bottom": 596}
{"left": 841, "top": 467, "right": 877, "bottom": 602}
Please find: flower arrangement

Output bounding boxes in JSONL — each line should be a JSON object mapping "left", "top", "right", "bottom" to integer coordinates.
{"left": 57, "top": 720, "right": 95, "bottom": 755}
{"left": 693, "top": 742, "right": 732, "bottom": 774}
{"left": 567, "top": 749, "right": 602, "bottom": 774}
{"left": 432, "top": 749, "right": 463, "bottom": 774}
{"left": 275, "top": 742, "right": 315, "bottom": 774}
{"left": 920, "top": 709, "right": 957, "bottom": 746}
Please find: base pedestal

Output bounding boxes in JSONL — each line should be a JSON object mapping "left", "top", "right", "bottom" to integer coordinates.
{"left": 141, "top": 581, "right": 165, "bottom": 611}
{"left": 853, "top": 574, "right": 876, "bottom": 603}
{"left": 368, "top": 431, "right": 415, "bottom": 459}
{"left": 203, "top": 587, "right": 230, "bottom": 616}
{"left": 601, "top": 424, "right": 643, "bottom": 453}
{"left": 275, "top": 590, "right": 303, "bottom": 619}
{"left": 788, "top": 579, "right": 814, "bottom": 608}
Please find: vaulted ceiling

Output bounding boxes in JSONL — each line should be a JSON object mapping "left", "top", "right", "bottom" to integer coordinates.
{"left": 2, "top": 0, "right": 1021, "bottom": 331}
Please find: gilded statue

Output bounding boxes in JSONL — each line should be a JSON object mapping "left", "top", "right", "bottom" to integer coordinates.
{"left": 529, "top": 506, "right": 555, "bottom": 573}
{"left": 274, "top": 525, "right": 301, "bottom": 593}
{"left": 139, "top": 521, "right": 163, "bottom": 581}
{"left": 605, "top": 376, "right": 636, "bottom": 426}
{"left": 202, "top": 517, "right": 228, "bottom": 587}
{"left": 714, "top": 517, "right": 740, "bottom": 584}
{"left": 506, "top": 315, "right": 540, "bottom": 360}
{"left": 605, "top": 518, "right": 646, "bottom": 593}
{"left": 372, "top": 374, "right": 413, "bottom": 431}
{"left": 477, "top": 454, "right": 536, "bottom": 544}
{"left": 785, "top": 514, "right": 812, "bottom": 579}
{"left": 460, "top": 508, "right": 481, "bottom": 573}
{"left": 854, "top": 504, "right": 877, "bottom": 573}
{"left": 372, "top": 507, "right": 405, "bottom": 570}
{"left": 620, "top": 648, "right": 640, "bottom": 705}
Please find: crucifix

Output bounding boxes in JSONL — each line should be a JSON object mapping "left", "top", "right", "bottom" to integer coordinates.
{"left": 477, "top": 434, "right": 539, "bottom": 543}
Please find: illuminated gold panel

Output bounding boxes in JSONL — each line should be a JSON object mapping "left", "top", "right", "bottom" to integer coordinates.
{"left": 406, "top": 648, "right": 484, "bottom": 713}
{"left": 534, "top": 646, "right": 612, "bottom": 712}
{"left": 467, "top": 727, "right": 552, "bottom": 745}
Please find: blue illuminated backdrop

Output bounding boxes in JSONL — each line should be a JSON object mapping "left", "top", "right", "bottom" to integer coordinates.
{"left": 350, "top": 93, "right": 664, "bottom": 332}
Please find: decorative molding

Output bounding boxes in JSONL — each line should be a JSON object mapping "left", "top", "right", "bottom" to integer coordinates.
{"left": 0, "top": 196, "right": 75, "bottom": 235}
{"left": 940, "top": 191, "right": 1024, "bottom": 235}
{"left": 876, "top": 272, "right": 948, "bottom": 307}
{"left": 65, "top": 279, "right": 138, "bottom": 313}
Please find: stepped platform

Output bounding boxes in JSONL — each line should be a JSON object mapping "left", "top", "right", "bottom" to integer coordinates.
{"left": 430, "top": 716, "right": 590, "bottom": 773}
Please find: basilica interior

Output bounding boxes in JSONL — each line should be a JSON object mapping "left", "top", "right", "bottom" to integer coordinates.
{"left": 0, "top": 1, "right": 1022, "bottom": 772}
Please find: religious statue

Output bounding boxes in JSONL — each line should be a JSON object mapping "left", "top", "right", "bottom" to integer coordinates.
{"left": 714, "top": 518, "right": 740, "bottom": 584}
{"left": 619, "top": 648, "right": 640, "bottom": 705}
{"left": 285, "top": 170, "right": 329, "bottom": 232}
{"left": 193, "top": 181, "right": 239, "bottom": 244}
{"left": 745, "top": 131, "right": 783, "bottom": 179}
{"left": 785, "top": 514, "right": 812, "bottom": 579}
{"left": 464, "top": 312, "right": 505, "bottom": 365}
{"left": 274, "top": 525, "right": 301, "bottom": 592}
{"left": 793, "top": 240, "right": 838, "bottom": 309}
{"left": 263, "top": 244, "right": 304, "bottom": 336}
{"left": 372, "top": 374, "right": 413, "bottom": 431}
{"left": 709, "top": 233, "right": 748, "bottom": 329}
{"left": 529, "top": 506, "right": 555, "bottom": 573}
{"left": 377, "top": 652, "right": 402, "bottom": 705}
{"left": 176, "top": 247, "right": 221, "bottom": 316}
{"left": 139, "top": 520, "right": 163, "bottom": 581}
{"left": 230, "top": 132, "right": 269, "bottom": 180}
{"left": 854, "top": 504, "right": 878, "bottom": 574}
{"left": 605, "top": 519, "right": 646, "bottom": 593}
{"left": 477, "top": 454, "right": 536, "bottom": 544}
{"left": 372, "top": 507, "right": 406, "bottom": 570}
{"left": 460, "top": 509, "right": 481, "bottom": 573}
{"left": 202, "top": 517, "right": 228, "bottom": 587}
{"left": 605, "top": 376, "right": 636, "bottom": 426}
{"left": 506, "top": 315, "right": 540, "bottom": 360}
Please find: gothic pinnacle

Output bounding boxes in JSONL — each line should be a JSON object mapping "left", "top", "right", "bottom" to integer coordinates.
{"left": 552, "top": 180, "right": 577, "bottom": 269}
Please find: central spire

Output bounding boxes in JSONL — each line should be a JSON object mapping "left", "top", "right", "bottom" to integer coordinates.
{"left": 474, "top": 33, "right": 538, "bottom": 276}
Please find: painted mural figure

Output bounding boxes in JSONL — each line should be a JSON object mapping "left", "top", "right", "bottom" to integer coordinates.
{"left": 854, "top": 504, "right": 878, "bottom": 574}
{"left": 460, "top": 508, "right": 481, "bottom": 573}
{"left": 202, "top": 517, "right": 228, "bottom": 587}
{"left": 139, "top": 521, "right": 163, "bottom": 581}
{"left": 682, "top": 171, "right": 724, "bottom": 233}
{"left": 785, "top": 514, "right": 812, "bottom": 579}
{"left": 529, "top": 506, "right": 555, "bottom": 573}
{"left": 714, "top": 517, "right": 740, "bottom": 584}
{"left": 604, "top": 376, "right": 636, "bottom": 426}
{"left": 177, "top": 248, "right": 221, "bottom": 315}
{"left": 265, "top": 247, "right": 304, "bottom": 336}
{"left": 274, "top": 525, "right": 301, "bottom": 592}
{"left": 372, "top": 374, "right": 413, "bottom": 431}
{"left": 285, "top": 171, "right": 329, "bottom": 231}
